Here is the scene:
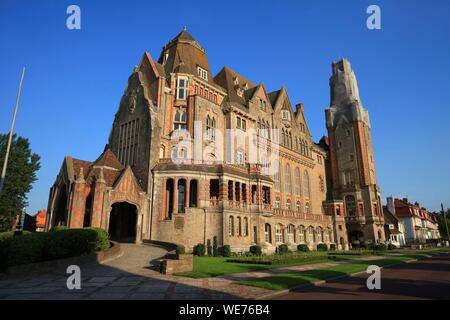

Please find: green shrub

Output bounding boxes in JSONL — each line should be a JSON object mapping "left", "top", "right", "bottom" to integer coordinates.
{"left": 375, "top": 243, "right": 387, "bottom": 251}
{"left": 176, "top": 245, "right": 185, "bottom": 255}
{"left": 249, "top": 245, "right": 262, "bottom": 256}
{"left": 277, "top": 244, "right": 289, "bottom": 254}
{"left": 194, "top": 243, "right": 206, "bottom": 256}
{"left": 297, "top": 244, "right": 309, "bottom": 252}
{"left": 213, "top": 236, "right": 219, "bottom": 257}
{"left": 222, "top": 245, "right": 231, "bottom": 257}
{"left": 317, "top": 243, "right": 328, "bottom": 251}
{"left": 207, "top": 239, "right": 212, "bottom": 256}
{"left": 387, "top": 243, "right": 397, "bottom": 250}
{"left": 50, "top": 226, "right": 69, "bottom": 232}
{"left": 0, "top": 228, "right": 110, "bottom": 269}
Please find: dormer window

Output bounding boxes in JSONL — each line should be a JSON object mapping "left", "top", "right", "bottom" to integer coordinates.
{"left": 162, "top": 53, "right": 169, "bottom": 66}
{"left": 237, "top": 88, "right": 244, "bottom": 97}
{"left": 197, "top": 66, "right": 208, "bottom": 81}
{"left": 243, "top": 83, "right": 248, "bottom": 90}
{"left": 233, "top": 77, "right": 239, "bottom": 85}
{"left": 282, "top": 110, "right": 290, "bottom": 120}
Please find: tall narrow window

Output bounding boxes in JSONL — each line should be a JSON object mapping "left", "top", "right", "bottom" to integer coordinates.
{"left": 303, "top": 171, "right": 310, "bottom": 197}
{"left": 228, "top": 216, "right": 234, "bottom": 236}
{"left": 206, "top": 115, "right": 216, "bottom": 141}
{"left": 265, "top": 224, "right": 272, "bottom": 243}
{"left": 274, "top": 170, "right": 280, "bottom": 191}
{"left": 275, "top": 224, "right": 284, "bottom": 243}
{"left": 294, "top": 168, "right": 301, "bottom": 196}
{"left": 173, "top": 108, "right": 187, "bottom": 130}
{"left": 177, "top": 77, "right": 188, "bottom": 100}
{"left": 284, "top": 164, "right": 292, "bottom": 194}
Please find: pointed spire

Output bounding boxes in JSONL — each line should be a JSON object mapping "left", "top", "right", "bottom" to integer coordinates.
{"left": 76, "top": 167, "right": 85, "bottom": 183}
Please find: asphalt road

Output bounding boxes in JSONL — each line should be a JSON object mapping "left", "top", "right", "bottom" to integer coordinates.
{"left": 274, "top": 254, "right": 450, "bottom": 300}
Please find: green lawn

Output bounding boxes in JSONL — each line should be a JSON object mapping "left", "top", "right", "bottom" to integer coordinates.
{"left": 235, "top": 255, "right": 424, "bottom": 291}
{"left": 174, "top": 255, "right": 335, "bottom": 278}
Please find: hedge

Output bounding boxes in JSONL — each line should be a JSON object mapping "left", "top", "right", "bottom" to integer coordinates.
{"left": 249, "top": 245, "right": 263, "bottom": 256}
{"left": 194, "top": 243, "right": 206, "bottom": 256}
{"left": 0, "top": 228, "right": 110, "bottom": 269}
{"left": 277, "top": 244, "right": 289, "bottom": 254}
{"left": 317, "top": 243, "right": 328, "bottom": 251}
{"left": 297, "top": 244, "right": 310, "bottom": 252}
{"left": 222, "top": 245, "right": 231, "bottom": 257}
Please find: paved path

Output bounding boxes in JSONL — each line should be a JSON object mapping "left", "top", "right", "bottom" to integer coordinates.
{"left": 273, "top": 254, "right": 450, "bottom": 300}
{"left": 0, "top": 243, "right": 268, "bottom": 300}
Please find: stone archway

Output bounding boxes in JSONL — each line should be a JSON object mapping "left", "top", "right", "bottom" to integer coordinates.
{"left": 108, "top": 202, "right": 138, "bottom": 242}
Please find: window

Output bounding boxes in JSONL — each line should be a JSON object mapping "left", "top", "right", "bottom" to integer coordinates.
{"left": 303, "top": 171, "right": 310, "bottom": 197}
{"left": 296, "top": 201, "right": 301, "bottom": 212}
{"left": 265, "top": 224, "right": 272, "bottom": 243}
{"left": 287, "top": 224, "right": 295, "bottom": 243}
{"left": 237, "top": 217, "right": 242, "bottom": 236}
{"left": 350, "top": 154, "right": 354, "bottom": 161}
{"left": 274, "top": 170, "right": 280, "bottom": 191}
{"left": 286, "top": 200, "right": 291, "bottom": 211}
{"left": 345, "top": 195, "right": 356, "bottom": 216}
{"left": 228, "top": 216, "right": 234, "bottom": 236}
{"left": 282, "top": 110, "right": 290, "bottom": 120}
{"left": 118, "top": 118, "right": 140, "bottom": 166}
{"left": 243, "top": 217, "right": 248, "bottom": 236}
{"left": 197, "top": 66, "right": 208, "bottom": 81}
{"left": 237, "top": 150, "right": 245, "bottom": 165}
{"left": 299, "top": 225, "right": 305, "bottom": 242}
{"left": 307, "top": 226, "right": 314, "bottom": 242}
{"left": 274, "top": 198, "right": 280, "bottom": 209}
{"left": 294, "top": 168, "right": 301, "bottom": 196}
{"left": 305, "top": 202, "right": 310, "bottom": 213}
{"left": 275, "top": 224, "right": 284, "bottom": 243}
{"left": 206, "top": 115, "right": 216, "bottom": 141}
{"left": 236, "top": 117, "right": 246, "bottom": 131}
{"left": 284, "top": 164, "right": 292, "bottom": 194}
{"left": 316, "top": 227, "right": 323, "bottom": 243}
{"left": 317, "top": 155, "right": 322, "bottom": 164}
{"left": 173, "top": 108, "right": 187, "bottom": 130}
{"left": 177, "top": 77, "right": 188, "bottom": 100}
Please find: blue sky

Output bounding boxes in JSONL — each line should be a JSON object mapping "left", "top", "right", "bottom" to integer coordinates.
{"left": 0, "top": 0, "right": 449, "bottom": 214}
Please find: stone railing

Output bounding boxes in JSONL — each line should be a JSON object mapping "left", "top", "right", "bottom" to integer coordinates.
{"left": 273, "top": 209, "right": 331, "bottom": 223}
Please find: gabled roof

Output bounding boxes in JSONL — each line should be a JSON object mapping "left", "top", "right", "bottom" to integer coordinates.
{"left": 214, "top": 66, "right": 257, "bottom": 106}
{"left": 93, "top": 149, "right": 124, "bottom": 170}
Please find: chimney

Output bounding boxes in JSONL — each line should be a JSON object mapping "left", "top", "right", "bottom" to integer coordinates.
{"left": 386, "top": 196, "right": 395, "bottom": 215}
{"left": 296, "top": 103, "right": 304, "bottom": 113}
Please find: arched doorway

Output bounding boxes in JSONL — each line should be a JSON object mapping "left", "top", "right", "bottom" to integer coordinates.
{"left": 108, "top": 202, "right": 138, "bottom": 242}
{"left": 54, "top": 186, "right": 68, "bottom": 226}
{"left": 349, "top": 230, "right": 365, "bottom": 247}
{"left": 189, "top": 179, "right": 198, "bottom": 207}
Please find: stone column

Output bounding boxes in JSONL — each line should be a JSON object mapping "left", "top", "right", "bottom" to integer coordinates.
{"left": 160, "top": 178, "right": 167, "bottom": 219}
{"left": 185, "top": 178, "right": 190, "bottom": 209}
{"left": 69, "top": 168, "right": 86, "bottom": 228}
{"left": 91, "top": 167, "right": 106, "bottom": 228}
{"left": 173, "top": 178, "right": 178, "bottom": 215}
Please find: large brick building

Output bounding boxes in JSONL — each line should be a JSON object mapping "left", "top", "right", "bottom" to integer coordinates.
{"left": 45, "top": 30, "right": 386, "bottom": 252}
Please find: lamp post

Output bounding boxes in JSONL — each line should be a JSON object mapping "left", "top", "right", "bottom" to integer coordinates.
{"left": 0, "top": 67, "right": 26, "bottom": 194}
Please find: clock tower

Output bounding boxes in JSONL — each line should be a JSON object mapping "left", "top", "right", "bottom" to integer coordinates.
{"left": 325, "top": 59, "right": 385, "bottom": 246}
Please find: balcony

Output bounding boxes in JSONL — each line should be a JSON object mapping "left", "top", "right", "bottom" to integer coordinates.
{"left": 273, "top": 209, "right": 332, "bottom": 223}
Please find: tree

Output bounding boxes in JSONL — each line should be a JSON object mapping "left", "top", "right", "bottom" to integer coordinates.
{"left": 0, "top": 134, "right": 40, "bottom": 231}
{"left": 436, "top": 209, "right": 450, "bottom": 241}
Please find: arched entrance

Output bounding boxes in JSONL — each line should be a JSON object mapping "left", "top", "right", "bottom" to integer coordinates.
{"left": 108, "top": 202, "right": 138, "bottom": 242}
{"left": 349, "top": 230, "right": 365, "bottom": 247}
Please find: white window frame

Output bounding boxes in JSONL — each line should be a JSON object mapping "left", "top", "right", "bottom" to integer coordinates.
{"left": 197, "top": 66, "right": 208, "bottom": 81}
{"left": 177, "top": 77, "right": 188, "bottom": 100}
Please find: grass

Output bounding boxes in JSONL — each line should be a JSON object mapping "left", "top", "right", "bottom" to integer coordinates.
{"left": 235, "top": 255, "right": 428, "bottom": 291}
{"left": 174, "top": 254, "right": 336, "bottom": 278}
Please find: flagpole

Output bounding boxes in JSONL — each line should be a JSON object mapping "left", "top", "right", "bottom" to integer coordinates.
{"left": 0, "top": 67, "right": 26, "bottom": 194}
